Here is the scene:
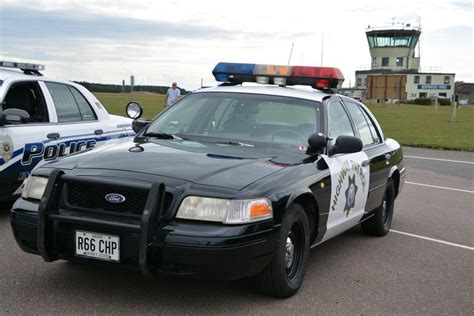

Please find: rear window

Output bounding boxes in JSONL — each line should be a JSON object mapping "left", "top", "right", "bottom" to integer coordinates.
{"left": 45, "top": 82, "right": 97, "bottom": 122}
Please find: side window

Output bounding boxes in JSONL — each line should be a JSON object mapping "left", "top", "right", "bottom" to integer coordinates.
{"left": 344, "top": 101, "right": 375, "bottom": 146}
{"left": 327, "top": 101, "right": 354, "bottom": 143}
{"left": 45, "top": 83, "right": 96, "bottom": 122}
{"left": 360, "top": 107, "right": 382, "bottom": 144}
{"left": 46, "top": 82, "right": 82, "bottom": 122}
{"left": 70, "top": 88, "right": 97, "bottom": 121}
{"left": 2, "top": 81, "right": 49, "bottom": 123}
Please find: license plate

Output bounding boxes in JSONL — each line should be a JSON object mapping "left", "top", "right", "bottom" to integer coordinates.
{"left": 75, "top": 230, "right": 120, "bottom": 262}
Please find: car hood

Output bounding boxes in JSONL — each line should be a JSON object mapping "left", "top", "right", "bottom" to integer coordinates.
{"left": 44, "top": 139, "right": 305, "bottom": 190}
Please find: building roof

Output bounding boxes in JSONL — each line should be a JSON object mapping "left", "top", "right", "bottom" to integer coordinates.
{"left": 355, "top": 69, "right": 455, "bottom": 76}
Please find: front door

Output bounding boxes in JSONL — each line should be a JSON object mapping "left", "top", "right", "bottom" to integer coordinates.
{"left": 320, "top": 99, "right": 370, "bottom": 242}
{"left": 342, "top": 100, "right": 389, "bottom": 212}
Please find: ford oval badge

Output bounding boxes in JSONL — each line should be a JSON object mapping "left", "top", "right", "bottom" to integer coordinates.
{"left": 105, "top": 193, "right": 126, "bottom": 204}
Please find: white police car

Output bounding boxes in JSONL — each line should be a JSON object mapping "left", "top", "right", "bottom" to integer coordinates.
{"left": 0, "top": 61, "right": 134, "bottom": 200}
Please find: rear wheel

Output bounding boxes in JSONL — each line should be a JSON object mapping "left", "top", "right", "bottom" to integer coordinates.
{"left": 258, "top": 203, "right": 310, "bottom": 298}
{"left": 361, "top": 178, "right": 395, "bottom": 236}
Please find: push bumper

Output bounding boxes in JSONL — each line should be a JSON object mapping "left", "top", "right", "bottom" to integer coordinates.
{"left": 10, "top": 172, "right": 276, "bottom": 280}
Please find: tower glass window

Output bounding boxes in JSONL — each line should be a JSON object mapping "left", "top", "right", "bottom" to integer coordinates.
{"left": 444, "top": 76, "right": 450, "bottom": 84}
{"left": 426, "top": 76, "right": 432, "bottom": 84}
{"left": 366, "top": 30, "right": 420, "bottom": 48}
{"left": 372, "top": 58, "right": 377, "bottom": 67}
{"left": 381, "top": 57, "right": 389, "bottom": 67}
{"left": 414, "top": 75, "right": 420, "bottom": 84}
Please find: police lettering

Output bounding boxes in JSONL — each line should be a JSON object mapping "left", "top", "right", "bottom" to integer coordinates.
{"left": 21, "top": 139, "right": 97, "bottom": 165}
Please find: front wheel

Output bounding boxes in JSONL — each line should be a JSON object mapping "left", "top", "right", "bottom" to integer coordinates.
{"left": 258, "top": 203, "right": 310, "bottom": 298}
{"left": 361, "top": 178, "right": 395, "bottom": 236}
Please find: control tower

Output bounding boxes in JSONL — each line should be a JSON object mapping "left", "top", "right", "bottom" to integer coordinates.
{"left": 350, "top": 22, "right": 455, "bottom": 103}
{"left": 366, "top": 24, "right": 421, "bottom": 71}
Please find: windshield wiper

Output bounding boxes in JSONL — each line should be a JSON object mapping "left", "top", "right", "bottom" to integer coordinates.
{"left": 143, "top": 132, "right": 188, "bottom": 140}
{"left": 216, "top": 141, "right": 255, "bottom": 147}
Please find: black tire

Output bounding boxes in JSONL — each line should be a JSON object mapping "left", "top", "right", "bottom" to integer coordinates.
{"left": 258, "top": 203, "right": 310, "bottom": 298}
{"left": 361, "top": 178, "right": 395, "bottom": 236}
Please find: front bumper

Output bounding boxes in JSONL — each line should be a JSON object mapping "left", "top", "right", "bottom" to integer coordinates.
{"left": 10, "top": 174, "right": 277, "bottom": 281}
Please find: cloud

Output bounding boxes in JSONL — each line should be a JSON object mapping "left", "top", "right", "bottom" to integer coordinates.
{"left": 0, "top": 5, "right": 233, "bottom": 42}
{"left": 0, "top": 0, "right": 472, "bottom": 88}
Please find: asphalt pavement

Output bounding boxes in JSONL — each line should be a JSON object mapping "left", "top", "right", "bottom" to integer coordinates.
{"left": 0, "top": 147, "right": 473, "bottom": 315}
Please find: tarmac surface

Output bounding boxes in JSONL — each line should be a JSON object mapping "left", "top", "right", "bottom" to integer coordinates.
{"left": 0, "top": 147, "right": 472, "bottom": 315}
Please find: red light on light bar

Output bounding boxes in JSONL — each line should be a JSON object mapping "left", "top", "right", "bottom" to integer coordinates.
{"left": 291, "top": 66, "right": 344, "bottom": 80}
{"left": 315, "top": 79, "right": 330, "bottom": 89}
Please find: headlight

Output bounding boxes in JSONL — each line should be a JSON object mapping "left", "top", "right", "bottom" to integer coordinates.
{"left": 21, "top": 176, "right": 49, "bottom": 200}
{"left": 176, "top": 196, "right": 273, "bottom": 224}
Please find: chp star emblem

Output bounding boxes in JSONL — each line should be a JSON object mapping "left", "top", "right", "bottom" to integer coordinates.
{"left": 344, "top": 175, "right": 358, "bottom": 216}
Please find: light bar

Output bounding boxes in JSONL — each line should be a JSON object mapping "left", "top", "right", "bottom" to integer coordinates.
{"left": 212, "top": 62, "right": 344, "bottom": 89}
{"left": 0, "top": 61, "right": 45, "bottom": 71}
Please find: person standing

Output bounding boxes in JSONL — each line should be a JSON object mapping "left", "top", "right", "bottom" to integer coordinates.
{"left": 166, "top": 82, "right": 181, "bottom": 107}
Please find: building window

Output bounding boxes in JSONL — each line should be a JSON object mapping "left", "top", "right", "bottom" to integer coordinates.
{"left": 396, "top": 57, "right": 404, "bottom": 66}
{"left": 425, "top": 76, "right": 432, "bottom": 84}
{"left": 364, "top": 78, "right": 367, "bottom": 86}
{"left": 414, "top": 75, "right": 420, "bottom": 84}
{"left": 381, "top": 57, "right": 389, "bottom": 67}
{"left": 444, "top": 76, "right": 450, "bottom": 84}
{"left": 439, "top": 93, "right": 447, "bottom": 97}
{"left": 357, "top": 78, "right": 362, "bottom": 87}
{"left": 372, "top": 58, "right": 377, "bottom": 67}
{"left": 419, "top": 92, "right": 427, "bottom": 98}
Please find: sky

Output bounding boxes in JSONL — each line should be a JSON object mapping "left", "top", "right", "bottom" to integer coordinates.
{"left": 0, "top": 0, "right": 473, "bottom": 90}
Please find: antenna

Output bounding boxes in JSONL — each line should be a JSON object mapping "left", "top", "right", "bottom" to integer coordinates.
{"left": 287, "top": 42, "right": 295, "bottom": 66}
{"left": 320, "top": 32, "right": 324, "bottom": 66}
{"left": 417, "top": 16, "right": 422, "bottom": 71}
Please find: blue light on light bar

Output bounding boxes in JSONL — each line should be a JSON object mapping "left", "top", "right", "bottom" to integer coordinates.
{"left": 212, "top": 62, "right": 255, "bottom": 82}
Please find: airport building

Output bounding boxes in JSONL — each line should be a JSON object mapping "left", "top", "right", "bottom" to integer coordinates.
{"left": 351, "top": 24, "right": 455, "bottom": 103}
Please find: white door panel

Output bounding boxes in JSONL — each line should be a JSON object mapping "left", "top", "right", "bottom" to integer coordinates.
{"left": 320, "top": 151, "right": 370, "bottom": 242}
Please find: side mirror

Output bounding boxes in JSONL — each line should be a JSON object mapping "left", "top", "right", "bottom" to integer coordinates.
{"left": 132, "top": 118, "right": 150, "bottom": 133}
{"left": 329, "top": 135, "right": 363, "bottom": 156}
{"left": 1, "top": 108, "right": 30, "bottom": 124}
{"left": 307, "top": 132, "right": 328, "bottom": 154}
{"left": 126, "top": 102, "right": 143, "bottom": 119}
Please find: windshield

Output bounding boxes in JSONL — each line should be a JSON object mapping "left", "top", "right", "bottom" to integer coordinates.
{"left": 146, "top": 92, "right": 321, "bottom": 147}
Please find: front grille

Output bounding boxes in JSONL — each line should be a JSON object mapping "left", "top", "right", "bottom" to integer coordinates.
{"left": 65, "top": 182, "right": 173, "bottom": 216}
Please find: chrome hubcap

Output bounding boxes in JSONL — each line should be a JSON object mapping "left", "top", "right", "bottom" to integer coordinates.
{"left": 285, "top": 236, "right": 295, "bottom": 269}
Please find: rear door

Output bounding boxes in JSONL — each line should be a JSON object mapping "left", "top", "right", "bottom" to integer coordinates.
{"left": 41, "top": 81, "right": 128, "bottom": 156}
{"left": 342, "top": 99, "right": 390, "bottom": 212}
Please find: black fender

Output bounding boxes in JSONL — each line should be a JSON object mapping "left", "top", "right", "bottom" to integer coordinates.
{"left": 285, "top": 189, "right": 320, "bottom": 242}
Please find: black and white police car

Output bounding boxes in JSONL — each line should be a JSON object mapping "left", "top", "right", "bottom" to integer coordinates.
{"left": 11, "top": 62, "right": 405, "bottom": 297}
{"left": 0, "top": 61, "right": 134, "bottom": 200}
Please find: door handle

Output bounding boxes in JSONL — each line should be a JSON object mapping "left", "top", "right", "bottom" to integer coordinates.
{"left": 361, "top": 160, "right": 370, "bottom": 167}
{"left": 94, "top": 129, "right": 103, "bottom": 135}
{"left": 47, "top": 133, "right": 60, "bottom": 140}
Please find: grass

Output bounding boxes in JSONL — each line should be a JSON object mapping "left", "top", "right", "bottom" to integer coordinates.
{"left": 94, "top": 92, "right": 166, "bottom": 120}
{"left": 93, "top": 92, "right": 474, "bottom": 151}
{"left": 366, "top": 104, "right": 474, "bottom": 151}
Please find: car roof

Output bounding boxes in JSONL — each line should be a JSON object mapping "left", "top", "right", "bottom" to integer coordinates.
{"left": 194, "top": 84, "right": 331, "bottom": 102}
{"left": 0, "top": 68, "right": 72, "bottom": 85}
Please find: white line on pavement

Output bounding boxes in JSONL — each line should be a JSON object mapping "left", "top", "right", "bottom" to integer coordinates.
{"left": 405, "top": 181, "right": 474, "bottom": 194}
{"left": 404, "top": 155, "right": 474, "bottom": 165}
{"left": 391, "top": 229, "right": 474, "bottom": 251}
